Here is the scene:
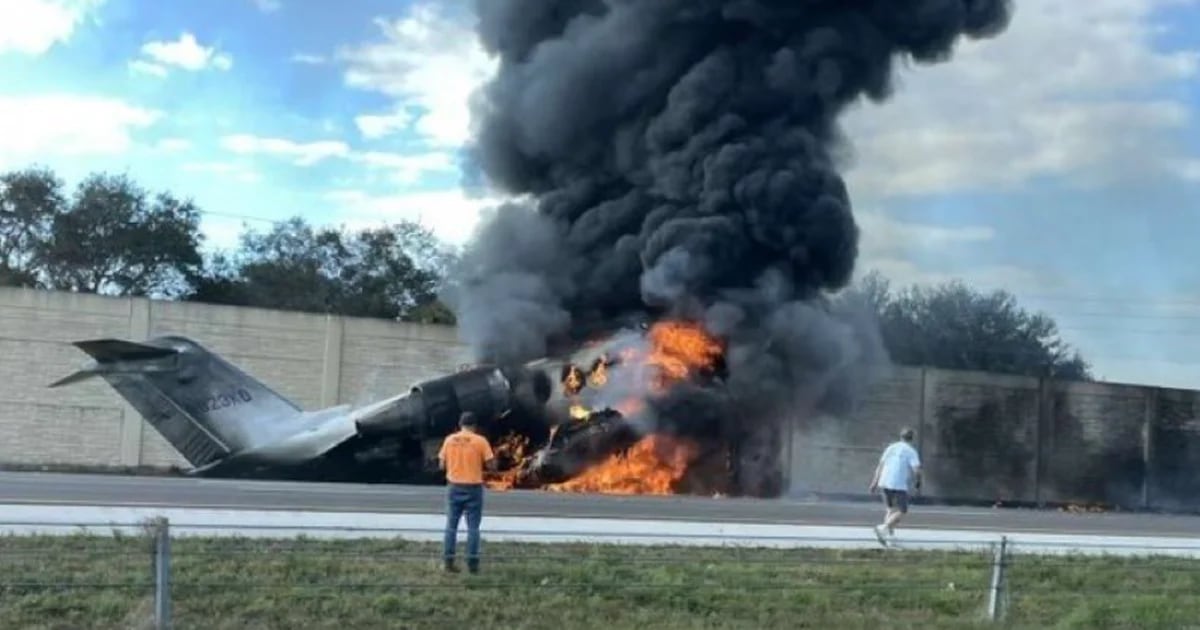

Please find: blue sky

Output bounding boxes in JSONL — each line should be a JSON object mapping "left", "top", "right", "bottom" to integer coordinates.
{"left": 1, "top": 0, "right": 1198, "bottom": 390}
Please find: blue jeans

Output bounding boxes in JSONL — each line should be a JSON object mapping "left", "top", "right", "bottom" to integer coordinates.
{"left": 443, "top": 484, "right": 484, "bottom": 565}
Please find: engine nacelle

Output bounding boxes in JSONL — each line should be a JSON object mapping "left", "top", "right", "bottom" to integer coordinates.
{"left": 353, "top": 364, "right": 554, "bottom": 441}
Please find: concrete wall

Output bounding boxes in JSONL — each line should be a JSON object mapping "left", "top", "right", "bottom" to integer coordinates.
{"left": 0, "top": 287, "right": 471, "bottom": 469}
{"left": 2, "top": 287, "right": 1197, "bottom": 510}
{"left": 787, "top": 364, "right": 1200, "bottom": 510}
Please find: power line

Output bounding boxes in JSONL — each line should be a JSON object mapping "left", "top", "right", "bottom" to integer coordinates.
{"left": 197, "top": 209, "right": 279, "bottom": 224}
{"left": 1044, "top": 312, "right": 1200, "bottom": 322}
{"left": 1020, "top": 293, "right": 1200, "bottom": 308}
{"left": 1000, "top": 325, "right": 1200, "bottom": 338}
{"left": 884, "top": 347, "right": 1200, "bottom": 367}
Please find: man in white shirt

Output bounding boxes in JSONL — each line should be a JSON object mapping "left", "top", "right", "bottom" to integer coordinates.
{"left": 868, "top": 427, "right": 922, "bottom": 546}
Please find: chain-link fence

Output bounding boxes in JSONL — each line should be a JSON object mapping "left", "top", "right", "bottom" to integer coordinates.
{"left": 2, "top": 518, "right": 1199, "bottom": 629}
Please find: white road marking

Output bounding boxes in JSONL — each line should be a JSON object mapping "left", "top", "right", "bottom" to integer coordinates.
{"left": 0, "top": 498, "right": 1188, "bottom": 536}
{"left": 0, "top": 503, "right": 1196, "bottom": 558}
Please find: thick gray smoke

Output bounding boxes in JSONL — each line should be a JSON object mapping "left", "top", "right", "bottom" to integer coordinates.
{"left": 445, "top": 0, "right": 1013, "bottom": 494}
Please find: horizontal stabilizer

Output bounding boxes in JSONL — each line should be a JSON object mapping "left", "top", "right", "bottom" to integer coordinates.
{"left": 73, "top": 339, "right": 177, "bottom": 363}
{"left": 48, "top": 369, "right": 100, "bottom": 389}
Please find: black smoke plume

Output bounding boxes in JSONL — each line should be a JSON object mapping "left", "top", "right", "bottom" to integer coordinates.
{"left": 446, "top": 0, "right": 1014, "bottom": 494}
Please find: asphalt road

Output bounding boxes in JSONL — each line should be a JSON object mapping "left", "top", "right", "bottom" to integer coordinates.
{"left": 0, "top": 471, "right": 1196, "bottom": 537}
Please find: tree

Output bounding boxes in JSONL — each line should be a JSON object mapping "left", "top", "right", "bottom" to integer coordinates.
{"left": 0, "top": 167, "right": 205, "bottom": 298}
{"left": 0, "top": 167, "right": 62, "bottom": 287}
{"left": 852, "top": 270, "right": 1092, "bottom": 380}
{"left": 191, "top": 217, "right": 345, "bottom": 313}
{"left": 192, "top": 217, "right": 457, "bottom": 323}
{"left": 39, "top": 173, "right": 204, "bottom": 298}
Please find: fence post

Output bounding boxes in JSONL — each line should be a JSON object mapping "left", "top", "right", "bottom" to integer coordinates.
{"left": 987, "top": 536, "right": 1008, "bottom": 622}
{"left": 152, "top": 517, "right": 172, "bottom": 630}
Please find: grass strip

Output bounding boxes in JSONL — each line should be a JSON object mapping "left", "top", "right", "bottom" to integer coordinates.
{"left": 0, "top": 534, "right": 1198, "bottom": 629}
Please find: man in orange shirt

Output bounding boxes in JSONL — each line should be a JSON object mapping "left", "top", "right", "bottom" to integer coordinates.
{"left": 438, "top": 411, "right": 496, "bottom": 574}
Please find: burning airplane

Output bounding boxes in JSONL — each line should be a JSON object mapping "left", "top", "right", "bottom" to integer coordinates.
{"left": 47, "top": 318, "right": 737, "bottom": 494}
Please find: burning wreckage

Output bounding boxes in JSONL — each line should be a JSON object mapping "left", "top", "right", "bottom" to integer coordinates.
{"left": 357, "top": 317, "right": 736, "bottom": 494}
{"left": 484, "top": 320, "right": 730, "bottom": 494}
{"left": 49, "top": 320, "right": 741, "bottom": 495}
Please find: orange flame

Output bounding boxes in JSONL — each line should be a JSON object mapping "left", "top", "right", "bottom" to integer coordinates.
{"left": 545, "top": 434, "right": 700, "bottom": 495}
{"left": 484, "top": 432, "right": 531, "bottom": 491}
{"left": 587, "top": 357, "right": 609, "bottom": 388}
{"left": 645, "top": 320, "right": 724, "bottom": 387}
{"left": 486, "top": 319, "right": 725, "bottom": 495}
{"left": 563, "top": 365, "right": 584, "bottom": 396}
{"left": 544, "top": 320, "right": 721, "bottom": 495}
{"left": 615, "top": 397, "right": 645, "bottom": 417}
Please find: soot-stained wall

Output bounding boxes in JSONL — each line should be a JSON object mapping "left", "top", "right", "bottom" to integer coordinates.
{"left": 786, "top": 365, "right": 1200, "bottom": 511}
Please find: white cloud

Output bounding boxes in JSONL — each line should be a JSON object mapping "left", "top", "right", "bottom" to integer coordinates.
{"left": 0, "top": 94, "right": 159, "bottom": 167}
{"left": 155, "top": 137, "right": 192, "bottom": 152}
{"left": 355, "top": 109, "right": 414, "bottom": 140}
{"left": 132, "top": 32, "right": 233, "bottom": 77}
{"left": 217, "top": 132, "right": 456, "bottom": 182}
{"left": 324, "top": 188, "right": 503, "bottom": 246}
{"left": 200, "top": 214, "right": 250, "bottom": 251}
{"left": 220, "top": 134, "right": 350, "bottom": 166}
{"left": 852, "top": 210, "right": 1056, "bottom": 293}
{"left": 251, "top": 0, "right": 281, "bottom": 13}
{"left": 128, "top": 59, "right": 168, "bottom": 78}
{"left": 856, "top": 209, "right": 994, "bottom": 259}
{"left": 352, "top": 151, "right": 456, "bottom": 184}
{"left": 337, "top": 3, "right": 497, "bottom": 147}
{"left": 181, "top": 161, "right": 262, "bottom": 184}
{"left": 0, "top": 0, "right": 102, "bottom": 56}
{"left": 841, "top": 0, "right": 1200, "bottom": 200}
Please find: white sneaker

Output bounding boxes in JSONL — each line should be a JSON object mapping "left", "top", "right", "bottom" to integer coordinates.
{"left": 872, "top": 524, "right": 888, "bottom": 547}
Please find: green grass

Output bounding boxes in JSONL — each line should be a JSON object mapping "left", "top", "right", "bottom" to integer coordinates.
{"left": 0, "top": 532, "right": 1198, "bottom": 630}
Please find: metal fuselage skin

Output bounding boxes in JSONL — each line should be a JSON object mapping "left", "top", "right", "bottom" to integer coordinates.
{"left": 50, "top": 335, "right": 607, "bottom": 484}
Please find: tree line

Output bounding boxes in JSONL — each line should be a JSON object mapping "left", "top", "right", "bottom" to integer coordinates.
{"left": 0, "top": 166, "right": 455, "bottom": 324}
{"left": 0, "top": 165, "right": 1091, "bottom": 380}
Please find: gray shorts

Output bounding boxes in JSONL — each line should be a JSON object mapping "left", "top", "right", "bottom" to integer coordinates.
{"left": 881, "top": 489, "right": 909, "bottom": 513}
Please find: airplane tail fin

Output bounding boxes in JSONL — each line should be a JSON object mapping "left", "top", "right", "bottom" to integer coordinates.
{"left": 51, "top": 336, "right": 304, "bottom": 470}
{"left": 49, "top": 340, "right": 178, "bottom": 388}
